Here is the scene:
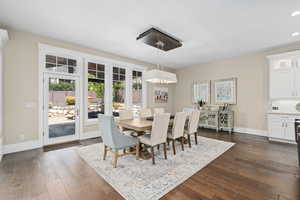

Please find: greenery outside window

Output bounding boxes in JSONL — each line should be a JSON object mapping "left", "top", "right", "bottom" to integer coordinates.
{"left": 112, "top": 66, "right": 126, "bottom": 116}
{"left": 87, "top": 62, "right": 105, "bottom": 119}
{"left": 132, "top": 70, "right": 143, "bottom": 109}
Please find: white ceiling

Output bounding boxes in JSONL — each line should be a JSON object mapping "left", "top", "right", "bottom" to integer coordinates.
{"left": 0, "top": 0, "right": 300, "bottom": 68}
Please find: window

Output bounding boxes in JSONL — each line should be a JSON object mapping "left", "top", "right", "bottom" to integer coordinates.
{"left": 132, "top": 70, "right": 143, "bottom": 109}
{"left": 45, "top": 54, "right": 77, "bottom": 74}
{"left": 112, "top": 66, "right": 126, "bottom": 115}
{"left": 87, "top": 62, "right": 105, "bottom": 119}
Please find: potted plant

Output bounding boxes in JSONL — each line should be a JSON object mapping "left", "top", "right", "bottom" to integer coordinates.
{"left": 197, "top": 99, "right": 206, "bottom": 109}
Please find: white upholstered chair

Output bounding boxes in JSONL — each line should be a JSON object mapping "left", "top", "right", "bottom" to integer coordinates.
{"left": 118, "top": 109, "right": 135, "bottom": 136}
{"left": 119, "top": 109, "right": 134, "bottom": 120}
{"left": 167, "top": 112, "right": 188, "bottom": 155}
{"left": 185, "top": 110, "right": 200, "bottom": 147}
{"left": 183, "top": 107, "right": 194, "bottom": 116}
{"left": 138, "top": 113, "right": 170, "bottom": 164}
{"left": 139, "top": 108, "right": 152, "bottom": 118}
{"left": 153, "top": 107, "right": 165, "bottom": 115}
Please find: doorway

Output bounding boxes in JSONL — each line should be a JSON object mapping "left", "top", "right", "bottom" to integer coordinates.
{"left": 43, "top": 73, "right": 80, "bottom": 145}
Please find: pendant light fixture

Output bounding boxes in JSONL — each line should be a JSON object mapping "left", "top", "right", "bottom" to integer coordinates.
{"left": 137, "top": 27, "right": 180, "bottom": 84}
{"left": 144, "top": 40, "right": 177, "bottom": 84}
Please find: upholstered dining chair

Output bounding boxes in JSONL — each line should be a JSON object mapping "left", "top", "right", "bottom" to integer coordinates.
{"left": 119, "top": 109, "right": 134, "bottom": 120}
{"left": 98, "top": 114, "right": 139, "bottom": 168}
{"left": 153, "top": 107, "right": 165, "bottom": 115}
{"left": 185, "top": 110, "right": 200, "bottom": 148}
{"left": 138, "top": 113, "right": 170, "bottom": 165}
{"left": 139, "top": 108, "right": 152, "bottom": 118}
{"left": 167, "top": 112, "right": 188, "bottom": 155}
{"left": 182, "top": 107, "right": 194, "bottom": 115}
{"left": 118, "top": 109, "right": 135, "bottom": 136}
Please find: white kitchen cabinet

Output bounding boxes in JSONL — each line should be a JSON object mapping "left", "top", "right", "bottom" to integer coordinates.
{"left": 268, "top": 114, "right": 296, "bottom": 143}
{"left": 268, "top": 51, "right": 300, "bottom": 99}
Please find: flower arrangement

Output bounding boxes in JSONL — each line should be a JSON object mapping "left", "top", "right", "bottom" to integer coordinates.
{"left": 65, "top": 96, "right": 75, "bottom": 105}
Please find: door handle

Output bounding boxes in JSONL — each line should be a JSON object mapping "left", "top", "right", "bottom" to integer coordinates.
{"left": 75, "top": 108, "right": 80, "bottom": 117}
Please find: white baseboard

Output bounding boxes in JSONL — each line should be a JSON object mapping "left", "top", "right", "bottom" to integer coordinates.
{"left": 268, "top": 137, "right": 297, "bottom": 144}
{"left": 3, "top": 140, "right": 42, "bottom": 155}
{"left": 80, "top": 131, "right": 101, "bottom": 140}
{"left": 233, "top": 127, "right": 268, "bottom": 137}
{"left": 2, "top": 132, "right": 101, "bottom": 155}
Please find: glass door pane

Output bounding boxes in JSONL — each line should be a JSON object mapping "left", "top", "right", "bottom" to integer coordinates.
{"left": 45, "top": 75, "right": 79, "bottom": 145}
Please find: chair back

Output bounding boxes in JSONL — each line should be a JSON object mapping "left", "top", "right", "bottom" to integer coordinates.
{"left": 139, "top": 108, "right": 152, "bottom": 118}
{"left": 172, "top": 112, "right": 188, "bottom": 139}
{"left": 153, "top": 107, "right": 165, "bottom": 115}
{"left": 119, "top": 109, "right": 133, "bottom": 120}
{"left": 188, "top": 110, "right": 200, "bottom": 134}
{"left": 98, "top": 114, "right": 118, "bottom": 148}
{"left": 183, "top": 107, "right": 194, "bottom": 115}
{"left": 151, "top": 113, "right": 170, "bottom": 145}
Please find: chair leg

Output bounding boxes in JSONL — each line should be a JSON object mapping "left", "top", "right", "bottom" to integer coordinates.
{"left": 172, "top": 140, "right": 176, "bottom": 155}
{"left": 113, "top": 150, "right": 118, "bottom": 168}
{"left": 163, "top": 143, "right": 167, "bottom": 160}
{"left": 103, "top": 145, "right": 107, "bottom": 160}
{"left": 181, "top": 137, "right": 184, "bottom": 151}
{"left": 187, "top": 134, "right": 191, "bottom": 148}
{"left": 151, "top": 147, "right": 155, "bottom": 165}
{"left": 194, "top": 132, "right": 198, "bottom": 145}
{"left": 136, "top": 142, "right": 140, "bottom": 160}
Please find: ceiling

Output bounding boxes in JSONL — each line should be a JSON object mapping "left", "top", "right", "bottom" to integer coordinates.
{"left": 0, "top": 0, "right": 300, "bottom": 68}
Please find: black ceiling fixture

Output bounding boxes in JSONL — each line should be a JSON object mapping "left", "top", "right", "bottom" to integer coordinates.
{"left": 137, "top": 28, "right": 182, "bottom": 51}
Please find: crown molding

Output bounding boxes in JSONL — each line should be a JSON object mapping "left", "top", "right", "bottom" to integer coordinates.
{"left": 0, "top": 29, "right": 9, "bottom": 48}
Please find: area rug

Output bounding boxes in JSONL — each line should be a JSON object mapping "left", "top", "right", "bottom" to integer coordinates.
{"left": 77, "top": 136, "right": 234, "bottom": 200}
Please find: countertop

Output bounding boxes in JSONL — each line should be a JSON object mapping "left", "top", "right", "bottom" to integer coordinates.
{"left": 268, "top": 111, "right": 300, "bottom": 116}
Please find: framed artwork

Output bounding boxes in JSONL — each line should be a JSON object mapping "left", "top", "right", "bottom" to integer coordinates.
{"left": 154, "top": 87, "right": 168, "bottom": 104}
{"left": 214, "top": 78, "right": 237, "bottom": 104}
{"left": 192, "top": 81, "right": 210, "bottom": 104}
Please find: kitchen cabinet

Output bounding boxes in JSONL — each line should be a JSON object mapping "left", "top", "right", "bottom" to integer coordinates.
{"left": 268, "top": 51, "right": 300, "bottom": 99}
{"left": 268, "top": 114, "right": 296, "bottom": 143}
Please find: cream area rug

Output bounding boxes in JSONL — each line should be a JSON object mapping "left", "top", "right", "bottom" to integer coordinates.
{"left": 77, "top": 136, "right": 235, "bottom": 200}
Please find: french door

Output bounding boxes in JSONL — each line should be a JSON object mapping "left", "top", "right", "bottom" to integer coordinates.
{"left": 43, "top": 73, "right": 80, "bottom": 145}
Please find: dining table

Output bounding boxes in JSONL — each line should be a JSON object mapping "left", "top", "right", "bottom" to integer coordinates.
{"left": 117, "top": 116, "right": 178, "bottom": 159}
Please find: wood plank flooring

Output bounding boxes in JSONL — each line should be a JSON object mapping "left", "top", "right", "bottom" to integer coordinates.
{"left": 0, "top": 130, "right": 299, "bottom": 200}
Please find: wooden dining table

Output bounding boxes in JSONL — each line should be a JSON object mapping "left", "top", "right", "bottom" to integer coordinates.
{"left": 117, "top": 117, "right": 179, "bottom": 159}
{"left": 118, "top": 118, "right": 153, "bottom": 133}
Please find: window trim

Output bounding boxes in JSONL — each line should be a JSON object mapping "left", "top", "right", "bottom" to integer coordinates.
{"left": 132, "top": 69, "right": 145, "bottom": 109}
{"left": 84, "top": 58, "right": 110, "bottom": 125}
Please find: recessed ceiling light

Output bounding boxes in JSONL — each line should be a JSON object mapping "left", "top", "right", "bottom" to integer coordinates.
{"left": 292, "top": 32, "right": 300, "bottom": 37}
{"left": 291, "top": 11, "right": 300, "bottom": 17}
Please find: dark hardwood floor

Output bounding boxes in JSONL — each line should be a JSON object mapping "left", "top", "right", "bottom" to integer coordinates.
{"left": 0, "top": 130, "right": 299, "bottom": 200}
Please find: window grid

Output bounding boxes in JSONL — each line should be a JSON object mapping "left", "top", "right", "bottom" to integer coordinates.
{"left": 45, "top": 54, "right": 77, "bottom": 74}
{"left": 87, "top": 62, "right": 106, "bottom": 119}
